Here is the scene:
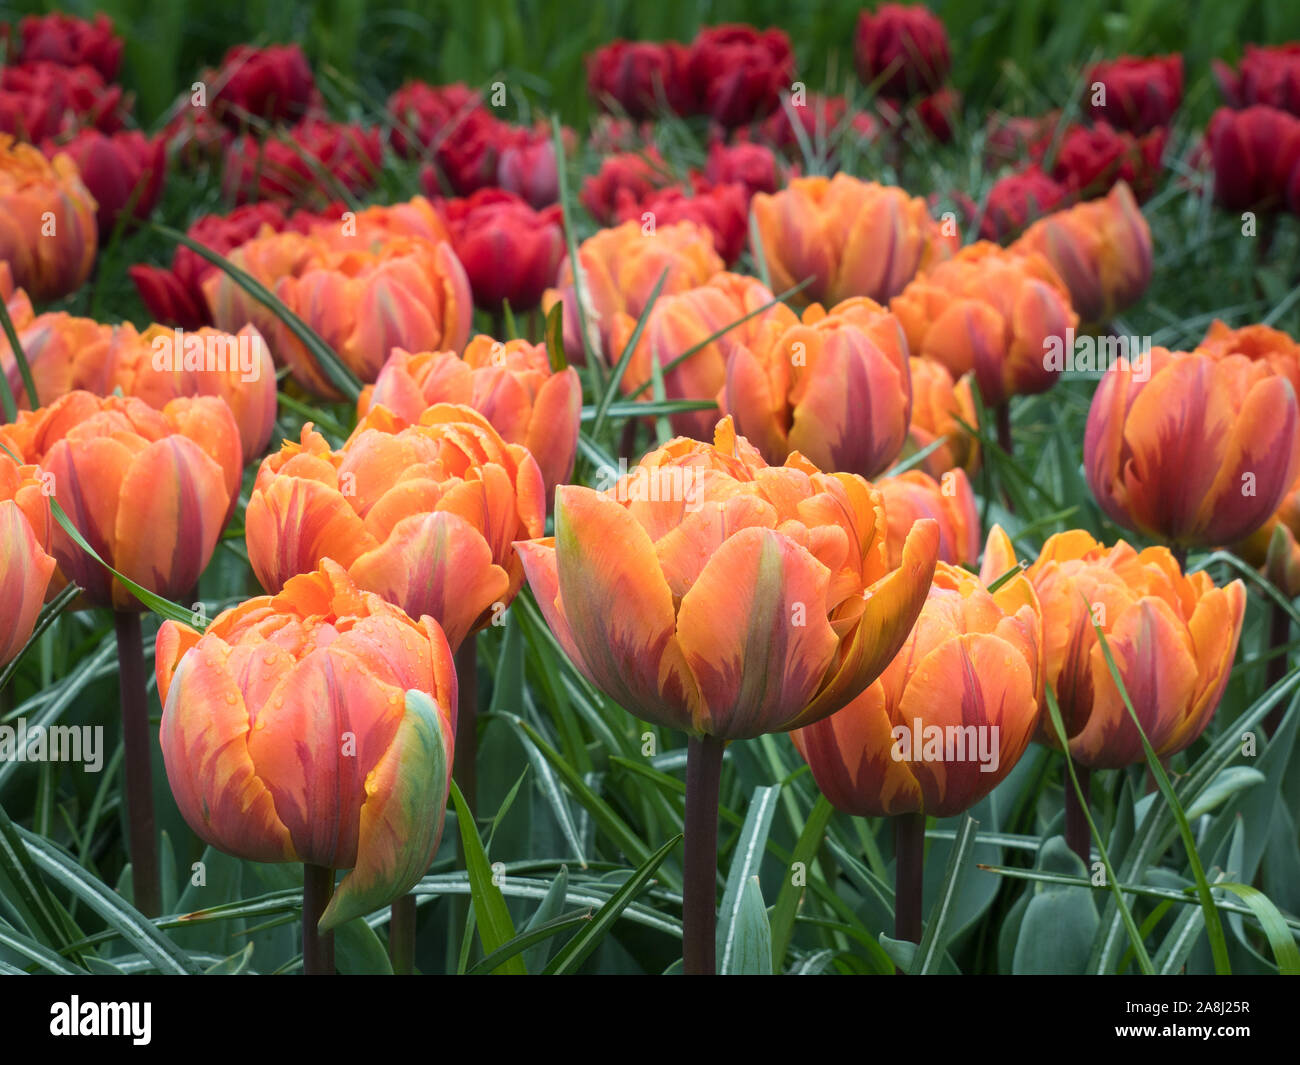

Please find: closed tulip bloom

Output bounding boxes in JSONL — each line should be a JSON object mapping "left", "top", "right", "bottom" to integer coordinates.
{"left": 0, "top": 450, "right": 56, "bottom": 669}
{"left": 245, "top": 404, "right": 544, "bottom": 650}
{"left": 620, "top": 181, "right": 751, "bottom": 266}
{"left": 516, "top": 417, "right": 941, "bottom": 741}
{"left": 878, "top": 468, "right": 980, "bottom": 569}
{"left": 543, "top": 219, "right": 723, "bottom": 365}
{"left": 612, "top": 272, "right": 797, "bottom": 440}
{"left": 211, "top": 235, "right": 472, "bottom": 397}
{"left": 586, "top": 39, "right": 695, "bottom": 119}
{"left": 982, "top": 525, "right": 1245, "bottom": 769}
{"left": 854, "top": 3, "right": 950, "bottom": 98}
{"left": 5, "top": 391, "right": 241, "bottom": 610}
{"left": 358, "top": 337, "right": 581, "bottom": 502}
{"left": 980, "top": 167, "right": 1068, "bottom": 242}
{"left": 440, "top": 189, "right": 564, "bottom": 312}
{"left": 1085, "top": 348, "right": 1300, "bottom": 548}
{"left": 45, "top": 130, "right": 166, "bottom": 237}
{"left": 1010, "top": 181, "right": 1152, "bottom": 329}
{"left": 1235, "top": 485, "right": 1300, "bottom": 598}
{"left": 1086, "top": 54, "right": 1184, "bottom": 134}
{"left": 1204, "top": 105, "right": 1300, "bottom": 212}
{"left": 1051, "top": 122, "right": 1168, "bottom": 202}
{"left": 904, "top": 357, "right": 979, "bottom": 478}
{"left": 1214, "top": 44, "right": 1300, "bottom": 116}
{"left": 155, "top": 560, "right": 456, "bottom": 930}
{"left": 721, "top": 296, "right": 910, "bottom": 476}
{"left": 751, "top": 174, "right": 957, "bottom": 307}
{"left": 17, "top": 13, "right": 123, "bottom": 81}
{"left": 0, "top": 310, "right": 112, "bottom": 408}
{"left": 210, "top": 43, "right": 317, "bottom": 128}
{"left": 0, "top": 135, "right": 96, "bottom": 302}
{"left": 686, "top": 24, "right": 794, "bottom": 127}
{"left": 890, "top": 242, "right": 1077, "bottom": 408}
{"left": 791, "top": 558, "right": 1042, "bottom": 817}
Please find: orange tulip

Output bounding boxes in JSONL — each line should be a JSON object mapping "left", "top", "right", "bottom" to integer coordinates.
{"left": 0, "top": 448, "right": 56, "bottom": 668}
{"left": 0, "top": 262, "right": 34, "bottom": 328}
{"left": 1231, "top": 471, "right": 1300, "bottom": 597}
{"left": 155, "top": 560, "right": 456, "bottom": 930}
{"left": 5, "top": 390, "right": 241, "bottom": 610}
{"left": 982, "top": 525, "right": 1245, "bottom": 769}
{"left": 903, "top": 356, "right": 980, "bottom": 477}
{"left": 0, "top": 135, "right": 97, "bottom": 302}
{"left": 245, "top": 404, "right": 545, "bottom": 650}
{"left": 1195, "top": 319, "right": 1300, "bottom": 397}
{"left": 1010, "top": 181, "right": 1152, "bottom": 328}
{"left": 720, "top": 296, "right": 910, "bottom": 476}
{"left": 791, "top": 556, "right": 1043, "bottom": 817}
{"left": 542, "top": 219, "right": 724, "bottom": 365}
{"left": 878, "top": 468, "right": 980, "bottom": 570}
{"left": 515, "top": 417, "right": 941, "bottom": 740}
{"left": 357, "top": 337, "right": 581, "bottom": 503}
{"left": 749, "top": 174, "right": 957, "bottom": 307}
{"left": 610, "top": 272, "right": 796, "bottom": 440}
{"left": 1084, "top": 348, "right": 1300, "bottom": 548}
{"left": 0, "top": 310, "right": 112, "bottom": 407}
{"left": 890, "top": 242, "right": 1077, "bottom": 408}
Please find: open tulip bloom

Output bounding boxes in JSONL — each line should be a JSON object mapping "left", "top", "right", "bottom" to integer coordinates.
{"left": 516, "top": 417, "right": 940, "bottom": 972}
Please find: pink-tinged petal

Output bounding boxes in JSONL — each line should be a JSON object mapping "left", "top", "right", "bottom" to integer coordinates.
{"left": 0, "top": 500, "right": 56, "bottom": 666}
{"left": 321, "top": 688, "right": 453, "bottom": 930}
{"left": 112, "top": 436, "right": 230, "bottom": 605}
{"left": 1162, "top": 579, "right": 1245, "bottom": 756}
{"left": 247, "top": 645, "right": 407, "bottom": 869}
{"left": 791, "top": 680, "right": 923, "bottom": 816}
{"left": 553, "top": 485, "right": 700, "bottom": 732}
{"left": 675, "top": 526, "right": 838, "bottom": 739}
{"left": 722, "top": 343, "right": 791, "bottom": 466}
{"left": 525, "top": 367, "right": 582, "bottom": 501}
{"left": 793, "top": 516, "right": 940, "bottom": 728}
{"left": 515, "top": 535, "right": 594, "bottom": 686}
{"left": 158, "top": 638, "right": 298, "bottom": 863}
{"left": 1071, "top": 597, "right": 1198, "bottom": 769}
{"left": 897, "top": 630, "right": 1039, "bottom": 816}
{"left": 245, "top": 477, "right": 375, "bottom": 594}
{"left": 347, "top": 511, "right": 509, "bottom": 651}
{"left": 654, "top": 493, "right": 778, "bottom": 598}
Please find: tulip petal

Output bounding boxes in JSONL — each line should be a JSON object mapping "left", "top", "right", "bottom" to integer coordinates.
{"left": 321, "top": 689, "right": 452, "bottom": 930}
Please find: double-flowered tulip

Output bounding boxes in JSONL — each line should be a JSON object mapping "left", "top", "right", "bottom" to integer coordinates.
{"left": 516, "top": 417, "right": 941, "bottom": 741}
{"left": 4, "top": 391, "right": 241, "bottom": 610}
{"left": 0, "top": 449, "right": 55, "bottom": 669}
{"left": 1084, "top": 348, "right": 1300, "bottom": 549}
{"left": 982, "top": 526, "right": 1244, "bottom": 768}
{"left": 0, "top": 135, "right": 97, "bottom": 301}
{"left": 1010, "top": 182, "right": 1152, "bottom": 329}
{"left": 543, "top": 219, "right": 723, "bottom": 365}
{"left": 359, "top": 337, "right": 581, "bottom": 503}
{"left": 155, "top": 560, "right": 456, "bottom": 930}
{"left": 791, "top": 553, "right": 1042, "bottom": 817}
{"left": 720, "top": 296, "right": 910, "bottom": 477}
{"left": 891, "top": 241, "right": 1077, "bottom": 408}
{"left": 750, "top": 174, "right": 957, "bottom": 307}
{"left": 246, "top": 404, "right": 544, "bottom": 651}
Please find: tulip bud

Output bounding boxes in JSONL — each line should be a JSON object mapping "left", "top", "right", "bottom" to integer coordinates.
{"left": 1084, "top": 348, "right": 1300, "bottom": 548}
{"left": 156, "top": 560, "right": 456, "bottom": 930}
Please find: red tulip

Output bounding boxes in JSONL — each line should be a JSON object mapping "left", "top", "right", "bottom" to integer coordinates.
{"left": 16, "top": 13, "right": 121, "bottom": 81}
{"left": 854, "top": 3, "right": 950, "bottom": 98}
{"left": 1205, "top": 105, "right": 1300, "bottom": 211}
{"left": 210, "top": 43, "right": 317, "bottom": 128}
{"left": 440, "top": 189, "right": 564, "bottom": 313}
{"left": 704, "top": 137, "right": 783, "bottom": 196}
{"left": 222, "top": 119, "right": 382, "bottom": 207}
{"left": 1086, "top": 54, "right": 1184, "bottom": 134}
{"left": 0, "top": 61, "right": 127, "bottom": 138}
{"left": 387, "top": 81, "right": 486, "bottom": 161}
{"left": 587, "top": 40, "right": 694, "bottom": 118}
{"left": 686, "top": 25, "right": 794, "bottom": 128}
{"left": 620, "top": 181, "right": 750, "bottom": 265}
{"left": 580, "top": 148, "right": 675, "bottom": 225}
{"left": 44, "top": 130, "right": 165, "bottom": 237}
{"left": 497, "top": 123, "right": 564, "bottom": 209}
{"left": 1214, "top": 44, "right": 1300, "bottom": 116}
{"left": 981, "top": 167, "right": 1069, "bottom": 242}
{"left": 1052, "top": 121, "right": 1168, "bottom": 202}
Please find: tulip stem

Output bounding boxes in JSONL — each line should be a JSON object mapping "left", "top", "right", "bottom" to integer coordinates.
{"left": 894, "top": 812, "right": 925, "bottom": 949}
{"left": 683, "top": 733, "right": 725, "bottom": 975}
{"left": 1171, "top": 544, "right": 1188, "bottom": 573}
{"left": 113, "top": 610, "right": 159, "bottom": 919}
{"left": 390, "top": 894, "right": 417, "bottom": 975}
{"left": 1265, "top": 598, "right": 1290, "bottom": 736}
{"left": 1064, "top": 765, "right": 1092, "bottom": 869}
{"left": 452, "top": 637, "right": 478, "bottom": 814}
{"left": 995, "top": 403, "right": 1013, "bottom": 458}
{"left": 302, "top": 864, "right": 335, "bottom": 975}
